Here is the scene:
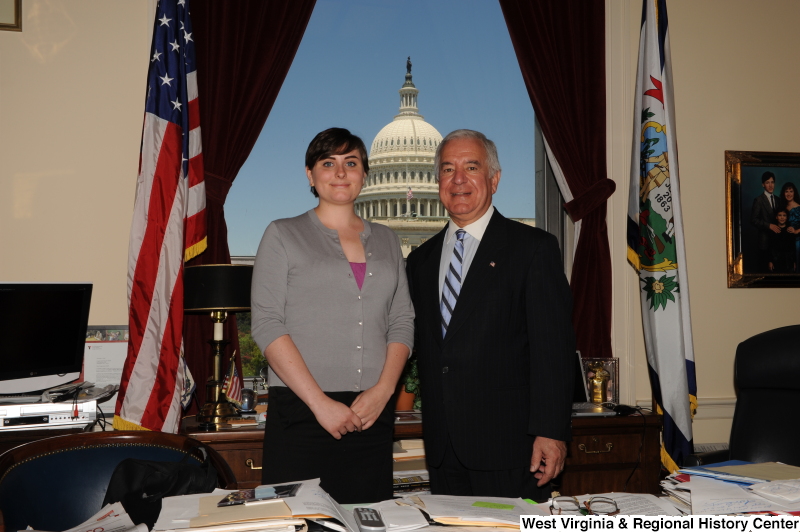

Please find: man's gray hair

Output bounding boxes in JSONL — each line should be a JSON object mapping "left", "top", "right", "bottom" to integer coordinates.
{"left": 434, "top": 129, "right": 502, "bottom": 181}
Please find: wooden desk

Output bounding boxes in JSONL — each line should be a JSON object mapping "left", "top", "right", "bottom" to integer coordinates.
{"left": 180, "top": 417, "right": 424, "bottom": 489}
{"left": 561, "top": 412, "right": 662, "bottom": 496}
{"left": 182, "top": 420, "right": 265, "bottom": 488}
{"left": 182, "top": 412, "right": 662, "bottom": 494}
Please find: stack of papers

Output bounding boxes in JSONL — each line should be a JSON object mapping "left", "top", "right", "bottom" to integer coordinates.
{"left": 400, "top": 494, "right": 547, "bottom": 527}
{"left": 663, "top": 461, "right": 800, "bottom": 514}
{"left": 28, "top": 502, "right": 148, "bottom": 532}
{"left": 154, "top": 490, "right": 305, "bottom": 532}
{"left": 678, "top": 461, "right": 800, "bottom": 486}
{"left": 678, "top": 460, "right": 767, "bottom": 486}
{"left": 155, "top": 479, "right": 349, "bottom": 532}
{"left": 660, "top": 478, "right": 692, "bottom": 515}
{"left": 711, "top": 462, "right": 800, "bottom": 482}
{"left": 750, "top": 480, "right": 800, "bottom": 505}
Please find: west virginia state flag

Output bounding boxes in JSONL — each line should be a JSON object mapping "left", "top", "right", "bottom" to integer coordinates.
{"left": 627, "top": 0, "right": 697, "bottom": 472}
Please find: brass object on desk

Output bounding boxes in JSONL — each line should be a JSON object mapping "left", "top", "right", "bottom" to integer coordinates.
{"left": 587, "top": 360, "right": 609, "bottom": 404}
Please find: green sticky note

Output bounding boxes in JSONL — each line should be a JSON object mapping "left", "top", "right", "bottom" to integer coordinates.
{"left": 472, "top": 501, "right": 515, "bottom": 510}
{"left": 523, "top": 499, "right": 538, "bottom": 505}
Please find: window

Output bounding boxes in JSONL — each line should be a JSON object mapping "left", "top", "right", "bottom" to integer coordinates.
{"left": 225, "top": 1, "right": 539, "bottom": 375}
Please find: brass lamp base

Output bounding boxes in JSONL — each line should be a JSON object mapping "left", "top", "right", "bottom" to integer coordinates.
{"left": 196, "top": 334, "right": 238, "bottom": 431}
{"left": 197, "top": 380, "right": 239, "bottom": 430}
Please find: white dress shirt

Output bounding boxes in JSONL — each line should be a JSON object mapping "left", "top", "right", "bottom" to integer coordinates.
{"left": 764, "top": 190, "right": 776, "bottom": 211}
{"left": 438, "top": 205, "right": 495, "bottom": 297}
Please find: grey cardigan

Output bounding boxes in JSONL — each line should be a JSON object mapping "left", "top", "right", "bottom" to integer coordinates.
{"left": 250, "top": 209, "right": 415, "bottom": 392}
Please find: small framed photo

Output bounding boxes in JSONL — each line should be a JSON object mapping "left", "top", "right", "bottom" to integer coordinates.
{"left": 725, "top": 151, "right": 800, "bottom": 287}
{"left": 581, "top": 357, "right": 619, "bottom": 405}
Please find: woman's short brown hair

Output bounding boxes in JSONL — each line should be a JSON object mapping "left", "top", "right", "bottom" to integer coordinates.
{"left": 305, "top": 128, "right": 369, "bottom": 197}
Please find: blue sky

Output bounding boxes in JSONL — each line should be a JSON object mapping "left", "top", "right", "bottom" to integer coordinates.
{"left": 226, "top": 0, "right": 536, "bottom": 255}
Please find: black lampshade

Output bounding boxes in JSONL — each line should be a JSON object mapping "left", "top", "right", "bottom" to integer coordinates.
{"left": 184, "top": 264, "right": 252, "bottom": 312}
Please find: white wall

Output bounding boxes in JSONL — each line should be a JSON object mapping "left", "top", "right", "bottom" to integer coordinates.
{"left": 607, "top": 0, "right": 800, "bottom": 443}
{"left": 0, "top": 0, "right": 150, "bottom": 324}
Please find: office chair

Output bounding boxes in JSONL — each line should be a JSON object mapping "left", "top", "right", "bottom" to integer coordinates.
{"left": 0, "top": 430, "right": 236, "bottom": 532}
{"left": 686, "top": 324, "right": 800, "bottom": 467}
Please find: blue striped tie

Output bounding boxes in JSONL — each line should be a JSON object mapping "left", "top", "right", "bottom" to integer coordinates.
{"left": 441, "top": 229, "right": 466, "bottom": 336}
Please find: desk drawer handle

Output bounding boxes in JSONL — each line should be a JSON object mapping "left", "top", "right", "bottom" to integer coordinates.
{"left": 578, "top": 442, "right": 613, "bottom": 454}
{"left": 245, "top": 458, "right": 262, "bottom": 470}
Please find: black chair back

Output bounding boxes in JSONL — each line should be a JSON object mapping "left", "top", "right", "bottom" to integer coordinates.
{"left": 729, "top": 324, "right": 800, "bottom": 465}
{"left": 0, "top": 431, "right": 236, "bottom": 532}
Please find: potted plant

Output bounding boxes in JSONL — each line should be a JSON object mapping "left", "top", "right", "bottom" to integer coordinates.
{"left": 396, "top": 354, "right": 421, "bottom": 410}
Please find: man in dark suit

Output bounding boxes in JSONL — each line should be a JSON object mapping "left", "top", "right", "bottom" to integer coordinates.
{"left": 406, "top": 129, "right": 575, "bottom": 500}
{"left": 750, "top": 171, "right": 781, "bottom": 272}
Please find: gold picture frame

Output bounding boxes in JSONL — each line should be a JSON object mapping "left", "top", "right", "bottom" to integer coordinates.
{"left": 726, "top": 150, "right": 800, "bottom": 287}
{"left": 0, "top": 0, "right": 21, "bottom": 31}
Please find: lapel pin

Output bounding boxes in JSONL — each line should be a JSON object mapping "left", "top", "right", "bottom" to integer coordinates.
{"left": 490, "top": 261, "right": 496, "bottom": 267}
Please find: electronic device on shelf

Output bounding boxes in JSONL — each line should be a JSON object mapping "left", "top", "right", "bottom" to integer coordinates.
{"left": 0, "top": 400, "right": 97, "bottom": 431}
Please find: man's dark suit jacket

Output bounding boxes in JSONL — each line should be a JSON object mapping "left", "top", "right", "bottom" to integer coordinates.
{"left": 751, "top": 193, "right": 780, "bottom": 251}
{"left": 406, "top": 210, "right": 576, "bottom": 471}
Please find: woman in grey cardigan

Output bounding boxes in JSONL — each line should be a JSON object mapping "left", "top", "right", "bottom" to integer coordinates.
{"left": 250, "top": 128, "right": 414, "bottom": 503}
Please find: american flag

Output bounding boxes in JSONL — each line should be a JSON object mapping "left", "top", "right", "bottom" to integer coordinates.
{"left": 221, "top": 354, "right": 243, "bottom": 407}
{"left": 407, "top": 187, "right": 414, "bottom": 200}
{"left": 114, "top": 0, "right": 206, "bottom": 433}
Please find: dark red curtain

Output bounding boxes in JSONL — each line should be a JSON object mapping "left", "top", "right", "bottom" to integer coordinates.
{"left": 499, "top": 0, "right": 614, "bottom": 359}
{"left": 184, "top": 0, "right": 317, "bottom": 410}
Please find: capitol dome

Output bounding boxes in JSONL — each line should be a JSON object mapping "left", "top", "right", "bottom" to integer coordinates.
{"left": 354, "top": 60, "right": 534, "bottom": 258}
{"left": 369, "top": 116, "right": 442, "bottom": 159}
{"left": 356, "top": 61, "right": 447, "bottom": 232}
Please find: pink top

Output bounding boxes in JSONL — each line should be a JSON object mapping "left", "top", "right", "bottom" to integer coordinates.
{"left": 349, "top": 262, "right": 366, "bottom": 290}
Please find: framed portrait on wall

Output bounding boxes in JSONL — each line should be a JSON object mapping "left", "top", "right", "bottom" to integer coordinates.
{"left": 726, "top": 151, "right": 800, "bottom": 288}
{"left": 0, "top": 0, "right": 21, "bottom": 31}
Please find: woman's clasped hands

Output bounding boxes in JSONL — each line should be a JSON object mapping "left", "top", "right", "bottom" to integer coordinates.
{"left": 309, "top": 383, "right": 393, "bottom": 439}
{"left": 310, "top": 395, "right": 362, "bottom": 439}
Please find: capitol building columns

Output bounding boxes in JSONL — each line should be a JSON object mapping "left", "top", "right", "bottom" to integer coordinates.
{"left": 355, "top": 60, "right": 448, "bottom": 257}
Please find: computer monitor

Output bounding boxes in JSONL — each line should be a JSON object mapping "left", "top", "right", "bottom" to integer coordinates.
{"left": 0, "top": 283, "right": 92, "bottom": 394}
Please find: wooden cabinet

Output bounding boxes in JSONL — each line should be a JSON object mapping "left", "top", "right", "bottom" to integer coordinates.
{"left": 182, "top": 412, "right": 662, "bottom": 494}
{"left": 559, "top": 412, "right": 662, "bottom": 496}
{"left": 182, "top": 421, "right": 265, "bottom": 488}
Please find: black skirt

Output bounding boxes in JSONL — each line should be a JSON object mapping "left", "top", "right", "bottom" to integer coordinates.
{"left": 262, "top": 386, "right": 395, "bottom": 504}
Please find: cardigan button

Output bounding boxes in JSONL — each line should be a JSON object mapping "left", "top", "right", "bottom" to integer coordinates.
{"left": 442, "top": 366, "right": 449, "bottom": 374}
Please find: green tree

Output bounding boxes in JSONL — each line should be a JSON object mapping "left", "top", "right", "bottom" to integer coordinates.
{"left": 236, "top": 313, "right": 266, "bottom": 377}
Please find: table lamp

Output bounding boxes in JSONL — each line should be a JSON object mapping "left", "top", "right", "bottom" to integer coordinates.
{"left": 184, "top": 264, "right": 253, "bottom": 430}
